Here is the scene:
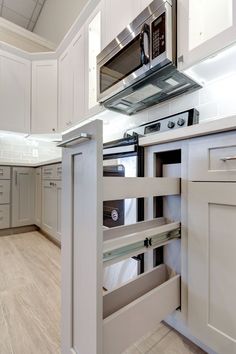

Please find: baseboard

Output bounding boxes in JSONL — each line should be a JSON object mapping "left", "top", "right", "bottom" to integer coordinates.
{"left": 0, "top": 225, "right": 39, "bottom": 237}
{"left": 39, "top": 229, "right": 61, "bottom": 248}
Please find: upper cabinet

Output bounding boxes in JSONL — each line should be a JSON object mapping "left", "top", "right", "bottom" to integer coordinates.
{"left": 58, "top": 28, "right": 85, "bottom": 132}
{"left": 31, "top": 60, "right": 58, "bottom": 134}
{"left": 102, "top": 0, "right": 141, "bottom": 48}
{"left": 84, "top": 3, "right": 103, "bottom": 118}
{"left": 0, "top": 50, "right": 30, "bottom": 133}
{"left": 178, "top": 0, "right": 236, "bottom": 70}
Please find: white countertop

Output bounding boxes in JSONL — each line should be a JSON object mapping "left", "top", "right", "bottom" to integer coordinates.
{"left": 139, "top": 115, "right": 236, "bottom": 147}
{"left": 0, "top": 157, "right": 62, "bottom": 167}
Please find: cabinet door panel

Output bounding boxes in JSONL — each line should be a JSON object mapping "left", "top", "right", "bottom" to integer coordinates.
{"left": 59, "top": 48, "right": 73, "bottom": 132}
{"left": 35, "top": 168, "right": 42, "bottom": 227}
{"left": 0, "top": 51, "right": 30, "bottom": 133}
{"left": 12, "top": 167, "right": 34, "bottom": 227}
{"left": 188, "top": 182, "right": 236, "bottom": 354}
{"left": 72, "top": 29, "right": 85, "bottom": 125}
{"left": 56, "top": 181, "right": 61, "bottom": 241}
{"left": 32, "top": 60, "right": 58, "bottom": 134}
{"left": 178, "top": 0, "right": 236, "bottom": 70}
{"left": 42, "top": 180, "right": 56, "bottom": 236}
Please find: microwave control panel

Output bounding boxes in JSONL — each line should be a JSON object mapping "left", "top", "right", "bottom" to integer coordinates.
{"left": 152, "top": 12, "right": 166, "bottom": 59}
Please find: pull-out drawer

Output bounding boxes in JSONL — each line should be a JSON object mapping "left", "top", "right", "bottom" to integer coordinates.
{"left": 103, "top": 264, "right": 180, "bottom": 354}
{"left": 0, "top": 205, "right": 10, "bottom": 229}
{"left": 0, "top": 180, "right": 10, "bottom": 204}
{"left": 42, "top": 164, "right": 62, "bottom": 180}
{"left": 0, "top": 166, "right": 10, "bottom": 180}
{"left": 189, "top": 131, "right": 236, "bottom": 181}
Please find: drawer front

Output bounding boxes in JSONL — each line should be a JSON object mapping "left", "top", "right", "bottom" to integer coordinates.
{"left": 0, "top": 205, "right": 10, "bottom": 229}
{"left": 0, "top": 166, "right": 11, "bottom": 180}
{"left": 42, "top": 164, "right": 61, "bottom": 180}
{"left": 0, "top": 180, "right": 10, "bottom": 204}
{"left": 189, "top": 132, "right": 236, "bottom": 181}
{"left": 55, "top": 163, "right": 62, "bottom": 179}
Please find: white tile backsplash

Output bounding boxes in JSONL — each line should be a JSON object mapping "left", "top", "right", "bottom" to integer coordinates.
{"left": 0, "top": 134, "right": 61, "bottom": 164}
{"left": 102, "top": 72, "right": 236, "bottom": 142}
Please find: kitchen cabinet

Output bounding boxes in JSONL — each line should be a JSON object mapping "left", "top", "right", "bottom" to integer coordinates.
{"left": 0, "top": 50, "right": 30, "bottom": 133}
{"left": 178, "top": 0, "right": 236, "bottom": 70}
{"left": 59, "top": 28, "right": 85, "bottom": 132}
{"left": 84, "top": 4, "right": 103, "bottom": 117}
{"left": 12, "top": 167, "right": 35, "bottom": 227}
{"left": 103, "top": 0, "right": 141, "bottom": 48}
{"left": 31, "top": 60, "right": 58, "bottom": 134}
{"left": 34, "top": 167, "right": 42, "bottom": 227}
{"left": 188, "top": 182, "right": 236, "bottom": 354}
{"left": 58, "top": 46, "right": 74, "bottom": 132}
{"left": 0, "top": 166, "right": 11, "bottom": 230}
{"left": 42, "top": 174, "right": 61, "bottom": 241}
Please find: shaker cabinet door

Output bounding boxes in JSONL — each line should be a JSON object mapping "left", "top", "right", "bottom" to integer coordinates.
{"left": 12, "top": 167, "right": 35, "bottom": 227}
{"left": 188, "top": 182, "right": 236, "bottom": 354}
{"left": 178, "top": 0, "right": 236, "bottom": 70}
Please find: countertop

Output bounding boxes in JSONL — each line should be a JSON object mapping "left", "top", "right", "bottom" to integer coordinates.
{"left": 0, "top": 157, "right": 62, "bottom": 168}
{"left": 139, "top": 115, "right": 236, "bottom": 147}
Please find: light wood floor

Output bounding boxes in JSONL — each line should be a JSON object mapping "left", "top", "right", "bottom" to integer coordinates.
{"left": 0, "top": 232, "right": 206, "bottom": 354}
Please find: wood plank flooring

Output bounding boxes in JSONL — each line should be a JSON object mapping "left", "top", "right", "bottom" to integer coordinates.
{"left": 0, "top": 232, "right": 206, "bottom": 354}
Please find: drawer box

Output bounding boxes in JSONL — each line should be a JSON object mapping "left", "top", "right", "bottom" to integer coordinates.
{"left": 42, "top": 163, "right": 62, "bottom": 180}
{"left": 0, "top": 205, "right": 10, "bottom": 229}
{"left": 189, "top": 132, "right": 236, "bottom": 181}
{"left": 0, "top": 166, "right": 11, "bottom": 180}
{"left": 103, "top": 264, "right": 180, "bottom": 354}
{"left": 0, "top": 180, "right": 10, "bottom": 204}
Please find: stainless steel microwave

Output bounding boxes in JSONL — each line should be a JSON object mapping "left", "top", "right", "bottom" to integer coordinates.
{"left": 97, "top": 0, "right": 201, "bottom": 115}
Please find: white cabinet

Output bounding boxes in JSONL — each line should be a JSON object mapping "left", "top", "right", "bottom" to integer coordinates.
{"left": 31, "top": 60, "right": 58, "bottom": 134}
{"left": 84, "top": 4, "right": 103, "bottom": 117}
{"left": 12, "top": 167, "right": 35, "bottom": 227}
{"left": 42, "top": 172, "right": 61, "bottom": 241}
{"left": 178, "top": 0, "right": 236, "bottom": 70}
{"left": 0, "top": 50, "right": 30, "bottom": 133}
{"left": 188, "top": 182, "right": 236, "bottom": 354}
{"left": 103, "top": 0, "right": 141, "bottom": 48}
{"left": 59, "top": 46, "right": 73, "bottom": 132}
{"left": 34, "top": 167, "right": 42, "bottom": 227}
{"left": 59, "top": 28, "right": 85, "bottom": 132}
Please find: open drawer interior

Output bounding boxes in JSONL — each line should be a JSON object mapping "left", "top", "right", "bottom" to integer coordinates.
{"left": 103, "top": 217, "right": 181, "bottom": 266}
{"left": 103, "top": 264, "right": 180, "bottom": 354}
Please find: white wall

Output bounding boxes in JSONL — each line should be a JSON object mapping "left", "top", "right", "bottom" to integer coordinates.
{"left": 34, "top": 0, "right": 89, "bottom": 45}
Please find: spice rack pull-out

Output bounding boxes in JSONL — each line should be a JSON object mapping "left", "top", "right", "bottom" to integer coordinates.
{"left": 61, "top": 120, "right": 182, "bottom": 354}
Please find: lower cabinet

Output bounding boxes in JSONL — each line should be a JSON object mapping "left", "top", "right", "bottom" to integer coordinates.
{"left": 188, "top": 182, "right": 236, "bottom": 354}
{"left": 12, "top": 167, "right": 35, "bottom": 227}
{"left": 34, "top": 168, "right": 42, "bottom": 227}
{"left": 42, "top": 179, "right": 61, "bottom": 241}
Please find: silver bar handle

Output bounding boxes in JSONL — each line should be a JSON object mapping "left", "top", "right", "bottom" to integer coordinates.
{"left": 57, "top": 133, "right": 92, "bottom": 148}
{"left": 15, "top": 171, "right": 18, "bottom": 185}
{"left": 221, "top": 156, "right": 236, "bottom": 162}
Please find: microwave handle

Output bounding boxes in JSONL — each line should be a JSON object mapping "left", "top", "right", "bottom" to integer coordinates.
{"left": 140, "top": 23, "right": 150, "bottom": 65}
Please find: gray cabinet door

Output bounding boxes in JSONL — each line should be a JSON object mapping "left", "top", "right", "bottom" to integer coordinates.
{"left": 42, "top": 179, "right": 61, "bottom": 241}
{"left": 12, "top": 167, "right": 35, "bottom": 227}
{"left": 35, "top": 168, "right": 42, "bottom": 227}
{"left": 188, "top": 182, "right": 236, "bottom": 354}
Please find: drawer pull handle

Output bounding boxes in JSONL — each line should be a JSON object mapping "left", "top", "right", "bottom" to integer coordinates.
{"left": 221, "top": 156, "right": 236, "bottom": 162}
{"left": 57, "top": 133, "right": 92, "bottom": 148}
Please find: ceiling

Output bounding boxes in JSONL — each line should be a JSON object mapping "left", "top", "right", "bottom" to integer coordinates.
{"left": 0, "top": 0, "right": 46, "bottom": 31}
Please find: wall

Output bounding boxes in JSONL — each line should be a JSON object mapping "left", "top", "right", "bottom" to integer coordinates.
{"left": 99, "top": 71, "right": 236, "bottom": 142}
{"left": 0, "top": 134, "right": 61, "bottom": 164}
{"left": 34, "top": 0, "right": 89, "bottom": 45}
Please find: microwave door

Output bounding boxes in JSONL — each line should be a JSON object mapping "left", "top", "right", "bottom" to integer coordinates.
{"left": 98, "top": 30, "right": 151, "bottom": 103}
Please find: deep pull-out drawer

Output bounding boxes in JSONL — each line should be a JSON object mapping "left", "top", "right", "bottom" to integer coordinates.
{"left": 0, "top": 205, "right": 10, "bottom": 229}
{"left": 0, "top": 180, "right": 10, "bottom": 204}
{"left": 189, "top": 132, "right": 236, "bottom": 181}
{"left": 0, "top": 166, "right": 10, "bottom": 180}
{"left": 103, "top": 264, "right": 180, "bottom": 354}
